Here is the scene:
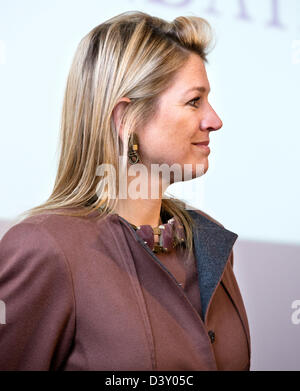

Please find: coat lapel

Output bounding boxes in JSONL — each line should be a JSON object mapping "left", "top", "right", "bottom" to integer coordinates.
{"left": 187, "top": 210, "right": 238, "bottom": 321}
{"left": 188, "top": 210, "right": 251, "bottom": 358}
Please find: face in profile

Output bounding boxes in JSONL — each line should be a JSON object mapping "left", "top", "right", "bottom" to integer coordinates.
{"left": 137, "top": 52, "right": 223, "bottom": 184}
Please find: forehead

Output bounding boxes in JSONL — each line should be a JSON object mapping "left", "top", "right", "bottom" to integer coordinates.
{"left": 165, "top": 54, "right": 210, "bottom": 97}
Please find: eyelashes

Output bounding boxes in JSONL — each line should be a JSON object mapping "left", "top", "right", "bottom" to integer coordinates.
{"left": 188, "top": 97, "right": 201, "bottom": 107}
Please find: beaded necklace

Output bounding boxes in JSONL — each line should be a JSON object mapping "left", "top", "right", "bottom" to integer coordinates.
{"left": 129, "top": 216, "right": 186, "bottom": 254}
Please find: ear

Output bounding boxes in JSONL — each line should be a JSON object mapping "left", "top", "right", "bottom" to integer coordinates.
{"left": 112, "top": 97, "right": 131, "bottom": 142}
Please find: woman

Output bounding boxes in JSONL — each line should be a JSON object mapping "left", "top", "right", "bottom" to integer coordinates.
{"left": 0, "top": 11, "right": 251, "bottom": 370}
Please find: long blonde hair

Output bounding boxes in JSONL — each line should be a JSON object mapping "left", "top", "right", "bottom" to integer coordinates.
{"left": 18, "top": 10, "right": 214, "bottom": 254}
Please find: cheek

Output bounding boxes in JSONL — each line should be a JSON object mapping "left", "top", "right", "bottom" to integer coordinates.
{"left": 139, "top": 115, "right": 195, "bottom": 162}
{"left": 146, "top": 131, "right": 189, "bottom": 159}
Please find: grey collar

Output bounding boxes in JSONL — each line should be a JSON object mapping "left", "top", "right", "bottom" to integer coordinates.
{"left": 187, "top": 210, "right": 238, "bottom": 321}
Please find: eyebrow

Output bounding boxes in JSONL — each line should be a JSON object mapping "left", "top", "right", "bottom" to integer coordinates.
{"left": 184, "top": 86, "right": 210, "bottom": 94}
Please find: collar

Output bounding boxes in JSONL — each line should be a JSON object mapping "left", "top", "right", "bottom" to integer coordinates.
{"left": 187, "top": 209, "right": 238, "bottom": 321}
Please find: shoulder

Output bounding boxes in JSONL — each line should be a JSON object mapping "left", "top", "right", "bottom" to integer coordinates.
{"left": 0, "top": 214, "right": 76, "bottom": 370}
{"left": 1, "top": 212, "right": 66, "bottom": 251}
{"left": 0, "top": 209, "right": 111, "bottom": 268}
{"left": 0, "top": 213, "right": 77, "bottom": 317}
{"left": 0, "top": 213, "right": 79, "bottom": 277}
{"left": 2, "top": 209, "right": 104, "bottom": 243}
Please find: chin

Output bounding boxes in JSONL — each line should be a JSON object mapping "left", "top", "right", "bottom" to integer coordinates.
{"left": 192, "top": 159, "right": 208, "bottom": 179}
{"left": 159, "top": 158, "right": 208, "bottom": 184}
{"left": 176, "top": 160, "right": 208, "bottom": 182}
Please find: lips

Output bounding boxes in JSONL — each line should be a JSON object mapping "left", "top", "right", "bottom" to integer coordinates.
{"left": 192, "top": 140, "right": 211, "bottom": 154}
{"left": 192, "top": 141, "right": 209, "bottom": 146}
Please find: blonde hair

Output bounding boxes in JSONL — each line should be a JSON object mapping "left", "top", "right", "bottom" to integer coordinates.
{"left": 18, "top": 10, "right": 214, "bottom": 255}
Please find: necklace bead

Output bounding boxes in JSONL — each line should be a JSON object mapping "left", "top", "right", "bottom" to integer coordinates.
{"left": 130, "top": 216, "right": 186, "bottom": 254}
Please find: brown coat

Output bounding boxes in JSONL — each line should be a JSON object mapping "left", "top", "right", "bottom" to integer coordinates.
{"left": 0, "top": 208, "right": 251, "bottom": 370}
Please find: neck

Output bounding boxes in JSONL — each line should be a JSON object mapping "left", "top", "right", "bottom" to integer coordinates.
{"left": 115, "top": 171, "right": 167, "bottom": 227}
{"left": 114, "top": 198, "right": 162, "bottom": 228}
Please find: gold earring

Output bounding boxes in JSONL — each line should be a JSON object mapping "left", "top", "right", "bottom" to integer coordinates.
{"left": 128, "top": 132, "right": 140, "bottom": 164}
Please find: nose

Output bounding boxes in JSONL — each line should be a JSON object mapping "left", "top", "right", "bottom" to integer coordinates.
{"left": 200, "top": 103, "right": 223, "bottom": 132}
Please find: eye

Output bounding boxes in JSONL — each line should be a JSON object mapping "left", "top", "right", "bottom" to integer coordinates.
{"left": 188, "top": 97, "right": 201, "bottom": 108}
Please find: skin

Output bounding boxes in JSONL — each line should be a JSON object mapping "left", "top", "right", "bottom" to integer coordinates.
{"left": 113, "top": 53, "right": 223, "bottom": 227}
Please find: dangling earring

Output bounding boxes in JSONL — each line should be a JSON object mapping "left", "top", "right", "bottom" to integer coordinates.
{"left": 128, "top": 132, "right": 140, "bottom": 164}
